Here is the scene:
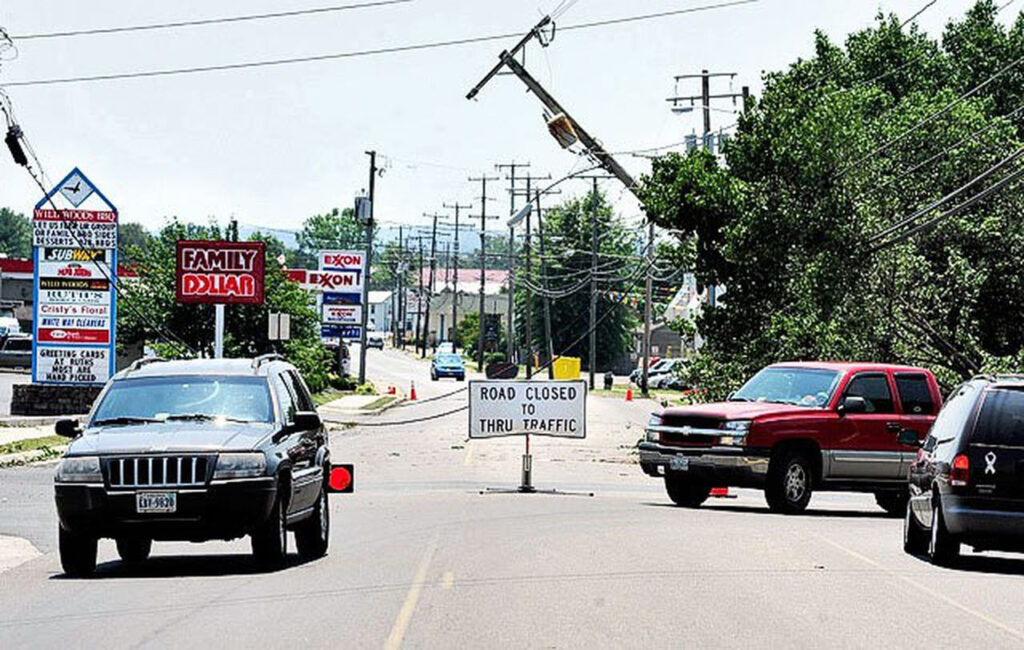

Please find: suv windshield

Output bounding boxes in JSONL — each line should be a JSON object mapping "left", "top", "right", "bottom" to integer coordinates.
{"left": 731, "top": 367, "right": 842, "bottom": 408}
{"left": 972, "top": 388, "right": 1024, "bottom": 447}
{"left": 92, "top": 376, "right": 273, "bottom": 425}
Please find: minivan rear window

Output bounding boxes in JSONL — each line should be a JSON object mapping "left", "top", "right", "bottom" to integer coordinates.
{"left": 972, "top": 389, "right": 1024, "bottom": 447}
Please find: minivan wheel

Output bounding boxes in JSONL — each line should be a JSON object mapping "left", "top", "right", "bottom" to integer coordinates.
{"left": 59, "top": 526, "right": 97, "bottom": 578}
{"left": 765, "top": 451, "right": 813, "bottom": 514}
{"left": 251, "top": 493, "right": 288, "bottom": 570}
{"left": 115, "top": 537, "right": 152, "bottom": 564}
{"left": 664, "top": 473, "right": 711, "bottom": 507}
{"left": 875, "top": 490, "right": 909, "bottom": 518}
{"left": 903, "top": 501, "right": 928, "bottom": 555}
{"left": 295, "top": 484, "right": 330, "bottom": 560}
{"left": 928, "top": 499, "right": 959, "bottom": 566}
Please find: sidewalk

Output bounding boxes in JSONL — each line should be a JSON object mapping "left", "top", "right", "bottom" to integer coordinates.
{"left": 318, "top": 393, "right": 403, "bottom": 418}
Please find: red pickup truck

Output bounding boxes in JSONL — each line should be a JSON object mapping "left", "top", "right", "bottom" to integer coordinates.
{"left": 640, "top": 362, "right": 942, "bottom": 514}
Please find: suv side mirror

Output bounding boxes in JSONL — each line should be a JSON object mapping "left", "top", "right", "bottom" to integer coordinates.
{"left": 293, "top": 411, "right": 322, "bottom": 431}
{"left": 898, "top": 429, "right": 922, "bottom": 447}
{"left": 55, "top": 419, "right": 81, "bottom": 438}
{"left": 837, "top": 396, "right": 867, "bottom": 416}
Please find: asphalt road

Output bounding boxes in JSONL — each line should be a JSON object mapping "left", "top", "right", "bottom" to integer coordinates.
{"left": 3, "top": 348, "right": 1024, "bottom": 648}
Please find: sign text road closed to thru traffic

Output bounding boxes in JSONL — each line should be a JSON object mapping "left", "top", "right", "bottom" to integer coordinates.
{"left": 468, "top": 380, "right": 587, "bottom": 439}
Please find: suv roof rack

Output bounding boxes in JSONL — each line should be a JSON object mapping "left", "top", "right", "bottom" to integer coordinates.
{"left": 252, "top": 353, "right": 286, "bottom": 370}
{"left": 127, "top": 357, "right": 168, "bottom": 373}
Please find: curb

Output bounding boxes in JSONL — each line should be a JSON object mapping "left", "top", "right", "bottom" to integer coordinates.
{"left": 359, "top": 395, "right": 405, "bottom": 416}
{"left": 0, "top": 414, "right": 86, "bottom": 429}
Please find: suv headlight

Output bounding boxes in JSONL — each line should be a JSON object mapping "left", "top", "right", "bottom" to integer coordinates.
{"left": 213, "top": 452, "right": 267, "bottom": 479}
{"left": 646, "top": 413, "right": 663, "bottom": 442}
{"left": 55, "top": 456, "right": 102, "bottom": 483}
{"left": 719, "top": 420, "right": 751, "bottom": 446}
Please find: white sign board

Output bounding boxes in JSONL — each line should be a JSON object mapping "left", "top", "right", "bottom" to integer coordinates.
{"left": 322, "top": 304, "right": 362, "bottom": 325}
{"left": 34, "top": 346, "right": 111, "bottom": 384}
{"left": 468, "top": 380, "right": 587, "bottom": 439}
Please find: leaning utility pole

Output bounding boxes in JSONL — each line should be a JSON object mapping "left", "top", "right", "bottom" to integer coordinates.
{"left": 468, "top": 175, "right": 499, "bottom": 372}
{"left": 442, "top": 201, "right": 472, "bottom": 351}
{"left": 357, "top": 150, "right": 377, "bottom": 386}
{"left": 496, "top": 161, "right": 529, "bottom": 362}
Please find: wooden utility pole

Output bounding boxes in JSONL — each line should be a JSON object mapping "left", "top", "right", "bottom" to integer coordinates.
{"left": 468, "top": 175, "right": 499, "bottom": 372}
{"left": 496, "top": 161, "right": 529, "bottom": 362}
{"left": 358, "top": 150, "right": 376, "bottom": 386}
{"left": 421, "top": 213, "right": 443, "bottom": 357}
{"left": 535, "top": 189, "right": 555, "bottom": 379}
{"left": 442, "top": 201, "right": 472, "bottom": 350}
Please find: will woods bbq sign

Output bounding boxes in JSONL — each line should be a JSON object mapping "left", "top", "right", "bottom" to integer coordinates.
{"left": 175, "top": 240, "right": 266, "bottom": 304}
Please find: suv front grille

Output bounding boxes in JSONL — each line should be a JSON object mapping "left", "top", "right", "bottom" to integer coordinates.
{"left": 661, "top": 415, "right": 722, "bottom": 430}
{"left": 105, "top": 456, "right": 211, "bottom": 488}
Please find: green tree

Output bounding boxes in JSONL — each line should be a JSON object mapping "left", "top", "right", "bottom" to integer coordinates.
{"left": 118, "top": 219, "right": 333, "bottom": 391}
{"left": 455, "top": 312, "right": 506, "bottom": 356}
{"left": 295, "top": 207, "right": 371, "bottom": 268}
{"left": 640, "top": 1, "right": 1024, "bottom": 394}
{"left": 117, "top": 222, "right": 153, "bottom": 263}
{"left": 0, "top": 208, "right": 32, "bottom": 258}
{"left": 515, "top": 190, "right": 639, "bottom": 370}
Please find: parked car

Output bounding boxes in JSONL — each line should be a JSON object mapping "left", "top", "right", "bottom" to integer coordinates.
{"left": 53, "top": 355, "right": 331, "bottom": 577}
{"left": 0, "top": 303, "right": 21, "bottom": 335}
{"left": 640, "top": 362, "right": 941, "bottom": 514}
{"left": 366, "top": 331, "right": 385, "bottom": 350}
{"left": 629, "top": 357, "right": 665, "bottom": 385}
{"left": 431, "top": 353, "right": 466, "bottom": 381}
{"left": 649, "top": 359, "right": 687, "bottom": 389}
{"left": 904, "top": 375, "right": 1024, "bottom": 565}
{"left": 436, "top": 341, "right": 456, "bottom": 355}
{"left": 0, "top": 333, "right": 31, "bottom": 369}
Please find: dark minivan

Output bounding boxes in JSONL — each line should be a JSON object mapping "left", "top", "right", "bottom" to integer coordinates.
{"left": 904, "top": 375, "right": 1024, "bottom": 565}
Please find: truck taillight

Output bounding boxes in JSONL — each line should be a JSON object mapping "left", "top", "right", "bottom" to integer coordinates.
{"left": 950, "top": 454, "right": 970, "bottom": 487}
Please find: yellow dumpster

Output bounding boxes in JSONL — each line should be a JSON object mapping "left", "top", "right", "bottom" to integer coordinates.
{"left": 551, "top": 356, "right": 581, "bottom": 379}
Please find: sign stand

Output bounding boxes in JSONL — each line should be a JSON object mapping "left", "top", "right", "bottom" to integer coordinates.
{"left": 480, "top": 434, "right": 594, "bottom": 497}
{"left": 214, "top": 304, "right": 225, "bottom": 359}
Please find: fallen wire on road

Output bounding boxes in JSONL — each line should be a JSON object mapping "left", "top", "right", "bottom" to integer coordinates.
{"left": 322, "top": 404, "right": 469, "bottom": 427}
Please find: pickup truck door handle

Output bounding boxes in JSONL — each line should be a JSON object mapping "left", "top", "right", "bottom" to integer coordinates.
{"left": 886, "top": 422, "right": 901, "bottom": 432}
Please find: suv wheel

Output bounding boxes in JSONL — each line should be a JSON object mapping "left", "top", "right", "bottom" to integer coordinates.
{"left": 664, "top": 473, "right": 711, "bottom": 507}
{"left": 115, "top": 537, "right": 152, "bottom": 564}
{"left": 875, "top": 490, "right": 909, "bottom": 518}
{"left": 903, "top": 501, "right": 928, "bottom": 555}
{"left": 928, "top": 498, "right": 959, "bottom": 566}
{"left": 59, "top": 526, "right": 97, "bottom": 578}
{"left": 251, "top": 491, "right": 288, "bottom": 570}
{"left": 295, "top": 483, "right": 330, "bottom": 560}
{"left": 765, "top": 450, "right": 813, "bottom": 514}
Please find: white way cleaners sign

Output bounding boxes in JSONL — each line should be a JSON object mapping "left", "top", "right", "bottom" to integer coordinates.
{"left": 468, "top": 380, "right": 587, "bottom": 439}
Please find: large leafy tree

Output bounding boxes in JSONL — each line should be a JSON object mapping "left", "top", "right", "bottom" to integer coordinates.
{"left": 294, "top": 207, "right": 371, "bottom": 269}
{"left": 515, "top": 190, "right": 639, "bottom": 369}
{"left": 640, "top": 1, "right": 1024, "bottom": 394}
{"left": 118, "top": 220, "right": 333, "bottom": 391}
{"left": 0, "top": 208, "right": 32, "bottom": 258}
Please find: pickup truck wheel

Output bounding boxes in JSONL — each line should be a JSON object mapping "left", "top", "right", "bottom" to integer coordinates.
{"left": 765, "top": 451, "right": 813, "bottom": 514}
{"left": 928, "top": 498, "right": 959, "bottom": 566}
{"left": 59, "top": 526, "right": 97, "bottom": 578}
{"left": 875, "top": 490, "right": 909, "bottom": 517}
{"left": 115, "top": 537, "right": 152, "bottom": 564}
{"left": 664, "top": 474, "right": 711, "bottom": 508}
{"left": 295, "top": 483, "right": 330, "bottom": 560}
{"left": 904, "top": 501, "right": 928, "bottom": 555}
{"left": 251, "top": 492, "right": 288, "bottom": 570}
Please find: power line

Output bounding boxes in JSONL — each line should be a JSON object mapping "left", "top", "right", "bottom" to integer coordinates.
{"left": 900, "top": 0, "right": 940, "bottom": 28}
{"left": 3, "top": 0, "right": 759, "bottom": 87}
{"left": 12, "top": 0, "right": 413, "bottom": 40}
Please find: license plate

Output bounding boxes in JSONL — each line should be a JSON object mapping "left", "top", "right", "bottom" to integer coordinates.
{"left": 136, "top": 491, "right": 177, "bottom": 513}
{"left": 669, "top": 456, "right": 690, "bottom": 471}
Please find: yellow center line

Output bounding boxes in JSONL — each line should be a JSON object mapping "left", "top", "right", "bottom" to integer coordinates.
{"left": 813, "top": 533, "right": 1024, "bottom": 642}
{"left": 384, "top": 535, "right": 439, "bottom": 650}
{"left": 440, "top": 571, "right": 455, "bottom": 590}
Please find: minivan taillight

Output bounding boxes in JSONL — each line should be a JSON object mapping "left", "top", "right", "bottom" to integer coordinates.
{"left": 950, "top": 454, "right": 970, "bottom": 487}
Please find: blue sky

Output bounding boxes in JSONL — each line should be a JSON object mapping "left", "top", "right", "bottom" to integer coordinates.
{"left": 0, "top": 0, "right": 1014, "bottom": 239}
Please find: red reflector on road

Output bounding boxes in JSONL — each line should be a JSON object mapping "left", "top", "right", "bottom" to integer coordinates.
{"left": 328, "top": 464, "right": 354, "bottom": 493}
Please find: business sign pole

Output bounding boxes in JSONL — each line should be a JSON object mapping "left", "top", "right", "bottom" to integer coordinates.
{"left": 468, "top": 379, "right": 592, "bottom": 496}
{"left": 175, "top": 240, "right": 266, "bottom": 358}
{"left": 31, "top": 168, "right": 118, "bottom": 386}
{"left": 317, "top": 248, "right": 367, "bottom": 355}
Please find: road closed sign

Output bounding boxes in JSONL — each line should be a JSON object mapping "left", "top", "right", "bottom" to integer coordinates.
{"left": 468, "top": 380, "right": 587, "bottom": 439}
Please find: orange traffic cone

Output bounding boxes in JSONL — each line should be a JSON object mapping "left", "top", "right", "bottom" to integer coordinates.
{"left": 388, "top": 385, "right": 396, "bottom": 395}
{"left": 409, "top": 381, "right": 417, "bottom": 401}
{"left": 625, "top": 387, "right": 633, "bottom": 402}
